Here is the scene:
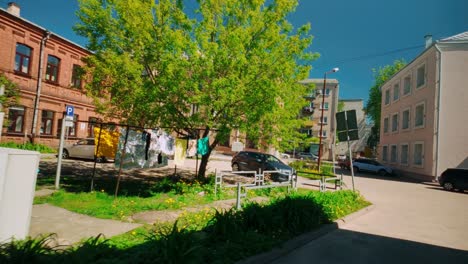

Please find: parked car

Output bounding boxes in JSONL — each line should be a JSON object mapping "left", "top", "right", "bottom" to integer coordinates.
{"left": 280, "top": 153, "right": 291, "bottom": 159}
{"left": 61, "top": 138, "right": 108, "bottom": 162}
{"left": 438, "top": 168, "right": 468, "bottom": 192}
{"left": 338, "top": 158, "right": 351, "bottom": 170}
{"left": 297, "top": 152, "right": 318, "bottom": 161}
{"left": 231, "top": 151, "right": 294, "bottom": 182}
{"left": 352, "top": 158, "right": 393, "bottom": 176}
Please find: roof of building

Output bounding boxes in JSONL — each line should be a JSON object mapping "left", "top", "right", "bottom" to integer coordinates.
{"left": 299, "top": 79, "right": 339, "bottom": 84}
{"left": 440, "top": 31, "right": 468, "bottom": 42}
{"left": 339, "top": 98, "right": 363, "bottom": 102}
{"left": 379, "top": 31, "right": 468, "bottom": 90}
{"left": 0, "top": 7, "right": 90, "bottom": 53}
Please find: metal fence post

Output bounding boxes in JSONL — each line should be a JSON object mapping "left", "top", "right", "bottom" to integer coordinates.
{"left": 236, "top": 182, "right": 241, "bottom": 210}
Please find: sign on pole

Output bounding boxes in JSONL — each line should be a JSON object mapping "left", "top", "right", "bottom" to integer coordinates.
{"left": 56, "top": 105, "right": 74, "bottom": 189}
{"left": 336, "top": 110, "right": 359, "bottom": 192}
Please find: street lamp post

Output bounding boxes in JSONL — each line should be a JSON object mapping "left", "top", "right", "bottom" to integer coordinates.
{"left": 317, "top": 67, "right": 339, "bottom": 172}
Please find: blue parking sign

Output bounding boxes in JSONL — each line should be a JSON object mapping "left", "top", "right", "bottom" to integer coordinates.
{"left": 65, "top": 105, "right": 74, "bottom": 117}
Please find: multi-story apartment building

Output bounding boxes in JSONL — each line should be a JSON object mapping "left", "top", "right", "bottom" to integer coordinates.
{"left": 335, "top": 99, "right": 372, "bottom": 157}
{"left": 379, "top": 32, "right": 468, "bottom": 181}
{"left": 299, "top": 78, "right": 339, "bottom": 160}
{"left": 0, "top": 3, "right": 101, "bottom": 147}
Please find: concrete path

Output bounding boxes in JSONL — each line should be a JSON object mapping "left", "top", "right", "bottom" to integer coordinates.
{"left": 29, "top": 204, "right": 141, "bottom": 246}
{"left": 272, "top": 171, "right": 468, "bottom": 263}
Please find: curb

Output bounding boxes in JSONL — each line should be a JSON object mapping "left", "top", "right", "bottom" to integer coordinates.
{"left": 238, "top": 204, "right": 375, "bottom": 264}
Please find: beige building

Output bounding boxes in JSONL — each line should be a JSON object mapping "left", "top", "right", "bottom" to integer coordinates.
{"left": 299, "top": 79, "right": 339, "bottom": 160}
{"left": 379, "top": 32, "right": 468, "bottom": 181}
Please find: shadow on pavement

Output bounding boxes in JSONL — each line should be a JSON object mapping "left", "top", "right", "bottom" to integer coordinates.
{"left": 335, "top": 167, "right": 430, "bottom": 185}
{"left": 272, "top": 228, "right": 468, "bottom": 264}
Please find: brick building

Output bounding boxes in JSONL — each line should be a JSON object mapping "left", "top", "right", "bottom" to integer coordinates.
{"left": 0, "top": 3, "right": 102, "bottom": 147}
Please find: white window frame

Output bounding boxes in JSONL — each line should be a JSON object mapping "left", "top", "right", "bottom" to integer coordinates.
{"left": 414, "top": 101, "right": 426, "bottom": 129}
{"left": 390, "top": 144, "right": 398, "bottom": 163}
{"left": 320, "top": 102, "right": 329, "bottom": 110}
{"left": 400, "top": 143, "right": 409, "bottom": 166}
{"left": 412, "top": 141, "right": 424, "bottom": 168}
{"left": 384, "top": 89, "right": 391, "bottom": 105}
{"left": 393, "top": 82, "right": 400, "bottom": 102}
{"left": 320, "top": 116, "right": 328, "bottom": 124}
{"left": 401, "top": 107, "right": 411, "bottom": 131}
{"left": 416, "top": 63, "right": 426, "bottom": 89}
{"left": 383, "top": 116, "right": 389, "bottom": 134}
{"left": 403, "top": 75, "right": 411, "bottom": 96}
{"left": 391, "top": 112, "right": 399, "bottom": 133}
{"left": 382, "top": 145, "right": 389, "bottom": 162}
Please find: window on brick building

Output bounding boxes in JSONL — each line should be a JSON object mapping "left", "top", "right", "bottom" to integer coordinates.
{"left": 45, "top": 55, "right": 60, "bottom": 82}
{"left": 71, "top": 64, "right": 83, "bottom": 88}
{"left": 15, "top": 44, "right": 32, "bottom": 75}
{"left": 40, "top": 110, "right": 54, "bottom": 135}
{"left": 403, "top": 76, "right": 411, "bottom": 95}
{"left": 7, "top": 106, "right": 25, "bottom": 133}
{"left": 382, "top": 145, "right": 388, "bottom": 162}
{"left": 400, "top": 144, "right": 409, "bottom": 165}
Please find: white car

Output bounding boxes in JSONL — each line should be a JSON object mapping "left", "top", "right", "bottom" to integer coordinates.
{"left": 61, "top": 138, "right": 107, "bottom": 162}
{"left": 280, "top": 153, "right": 291, "bottom": 159}
{"left": 352, "top": 158, "right": 393, "bottom": 176}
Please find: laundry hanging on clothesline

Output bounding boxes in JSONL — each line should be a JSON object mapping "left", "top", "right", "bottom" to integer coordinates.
{"left": 197, "top": 136, "right": 209, "bottom": 156}
{"left": 114, "top": 128, "right": 174, "bottom": 170}
{"left": 93, "top": 127, "right": 119, "bottom": 159}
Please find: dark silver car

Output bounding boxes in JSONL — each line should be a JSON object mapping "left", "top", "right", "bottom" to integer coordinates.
{"left": 231, "top": 151, "right": 294, "bottom": 181}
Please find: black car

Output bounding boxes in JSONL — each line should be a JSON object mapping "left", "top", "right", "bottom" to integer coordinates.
{"left": 231, "top": 151, "right": 294, "bottom": 182}
{"left": 438, "top": 168, "right": 468, "bottom": 192}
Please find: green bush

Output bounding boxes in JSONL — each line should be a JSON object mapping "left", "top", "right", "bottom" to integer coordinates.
{"left": 0, "top": 142, "right": 56, "bottom": 154}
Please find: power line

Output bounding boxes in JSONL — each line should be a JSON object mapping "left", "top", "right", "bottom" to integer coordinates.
{"left": 314, "top": 44, "right": 424, "bottom": 70}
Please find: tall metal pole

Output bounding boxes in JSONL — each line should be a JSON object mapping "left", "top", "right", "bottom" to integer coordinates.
{"left": 55, "top": 116, "right": 66, "bottom": 189}
{"left": 317, "top": 73, "right": 327, "bottom": 172}
{"left": 31, "top": 31, "right": 51, "bottom": 142}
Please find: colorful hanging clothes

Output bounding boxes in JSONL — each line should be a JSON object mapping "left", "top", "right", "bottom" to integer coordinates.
{"left": 114, "top": 128, "right": 170, "bottom": 169}
{"left": 93, "top": 127, "right": 119, "bottom": 159}
{"left": 174, "top": 138, "right": 187, "bottom": 166}
{"left": 187, "top": 139, "right": 197, "bottom": 157}
{"left": 197, "top": 137, "right": 209, "bottom": 156}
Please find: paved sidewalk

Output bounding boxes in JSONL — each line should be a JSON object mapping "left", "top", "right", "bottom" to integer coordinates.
{"left": 29, "top": 204, "right": 141, "bottom": 245}
{"left": 270, "top": 172, "right": 468, "bottom": 264}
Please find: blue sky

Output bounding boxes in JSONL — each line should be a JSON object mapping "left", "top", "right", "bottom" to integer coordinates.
{"left": 4, "top": 0, "right": 467, "bottom": 104}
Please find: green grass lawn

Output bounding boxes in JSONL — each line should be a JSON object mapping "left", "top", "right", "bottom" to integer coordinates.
{"left": 4, "top": 190, "right": 370, "bottom": 264}
{"left": 34, "top": 175, "right": 290, "bottom": 220}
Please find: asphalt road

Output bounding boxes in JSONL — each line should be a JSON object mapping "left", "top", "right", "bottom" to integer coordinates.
{"left": 273, "top": 170, "right": 468, "bottom": 264}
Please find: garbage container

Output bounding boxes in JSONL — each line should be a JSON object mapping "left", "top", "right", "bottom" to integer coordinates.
{"left": 0, "top": 147, "right": 40, "bottom": 241}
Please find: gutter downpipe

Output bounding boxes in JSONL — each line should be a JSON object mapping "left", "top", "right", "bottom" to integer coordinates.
{"left": 434, "top": 43, "right": 442, "bottom": 181}
{"left": 31, "top": 30, "right": 51, "bottom": 143}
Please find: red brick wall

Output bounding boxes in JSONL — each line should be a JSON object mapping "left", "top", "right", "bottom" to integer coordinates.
{"left": 0, "top": 10, "right": 103, "bottom": 147}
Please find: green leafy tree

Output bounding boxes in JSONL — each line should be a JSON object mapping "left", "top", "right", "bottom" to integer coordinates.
{"left": 0, "top": 73, "right": 19, "bottom": 112}
{"left": 75, "top": 0, "right": 317, "bottom": 178}
{"left": 364, "top": 59, "right": 406, "bottom": 148}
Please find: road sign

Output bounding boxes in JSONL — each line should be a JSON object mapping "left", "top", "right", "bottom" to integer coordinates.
{"left": 65, "top": 105, "right": 74, "bottom": 117}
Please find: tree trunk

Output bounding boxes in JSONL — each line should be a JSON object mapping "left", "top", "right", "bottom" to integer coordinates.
{"left": 196, "top": 128, "right": 219, "bottom": 180}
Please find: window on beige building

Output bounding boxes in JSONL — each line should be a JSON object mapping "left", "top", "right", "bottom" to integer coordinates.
{"left": 402, "top": 108, "right": 410, "bottom": 130}
{"left": 413, "top": 142, "right": 424, "bottom": 167}
{"left": 385, "top": 89, "right": 390, "bottom": 105}
{"left": 383, "top": 117, "right": 389, "bottom": 133}
{"left": 393, "top": 83, "right": 400, "bottom": 101}
{"left": 392, "top": 113, "right": 399, "bottom": 132}
{"left": 15, "top": 43, "right": 32, "bottom": 75}
{"left": 403, "top": 76, "right": 411, "bottom": 95}
{"left": 400, "top": 144, "right": 409, "bottom": 165}
{"left": 382, "top": 145, "right": 388, "bottom": 162}
{"left": 414, "top": 102, "right": 425, "bottom": 128}
{"left": 320, "top": 116, "right": 328, "bottom": 124}
{"left": 390, "top": 145, "right": 398, "bottom": 163}
{"left": 416, "top": 64, "right": 425, "bottom": 88}
{"left": 7, "top": 106, "right": 25, "bottom": 133}
{"left": 40, "top": 110, "right": 54, "bottom": 135}
{"left": 320, "top": 102, "right": 329, "bottom": 110}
